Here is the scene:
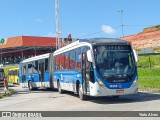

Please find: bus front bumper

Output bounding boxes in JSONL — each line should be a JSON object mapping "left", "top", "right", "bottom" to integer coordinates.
{"left": 89, "top": 82, "right": 138, "bottom": 96}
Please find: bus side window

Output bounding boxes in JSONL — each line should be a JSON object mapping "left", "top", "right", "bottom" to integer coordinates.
{"left": 69, "top": 50, "right": 76, "bottom": 69}
{"left": 45, "top": 58, "right": 48, "bottom": 72}
{"left": 33, "top": 61, "right": 38, "bottom": 74}
{"left": 64, "top": 52, "right": 69, "bottom": 70}
{"left": 76, "top": 48, "right": 81, "bottom": 69}
{"left": 28, "top": 62, "right": 33, "bottom": 74}
{"left": 38, "top": 59, "right": 45, "bottom": 74}
{"left": 55, "top": 55, "right": 60, "bottom": 70}
{"left": 11, "top": 70, "right": 13, "bottom": 76}
{"left": 8, "top": 70, "right": 11, "bottom": 75}
{"left": 13, "top": 70, "right": 15, "bottom": 76}
{"left": 22, "top": 65, "right": 26, "bottom": 75}
{"left": 60, "top": 54, "right": 65, "bottom": 70}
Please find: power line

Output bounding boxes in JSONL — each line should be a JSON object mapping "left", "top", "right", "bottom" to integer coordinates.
{"left": 77, "top": 25, "right": 121, "bottom": 39}
{"left": 123, "top": 25, "right": 156, "bottom": 27}
{"left": 77, "top": 24, "right": 158, "bottom": 39}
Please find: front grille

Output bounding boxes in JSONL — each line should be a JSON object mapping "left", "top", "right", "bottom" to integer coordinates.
{"left": 102, "top": 76, "right": 132, "bottom": 83}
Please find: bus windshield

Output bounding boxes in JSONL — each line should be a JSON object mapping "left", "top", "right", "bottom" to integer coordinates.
{"left": 94, "top": 45, "right": 136, "bottom": 83}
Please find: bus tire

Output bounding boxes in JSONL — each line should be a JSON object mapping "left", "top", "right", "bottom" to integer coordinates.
{"left": 78, "top": 85, "right": 87, "bottom": 100}
{"left": 28, "top": 81, "right": 33, "bottom": 91}
{"left": 57, "top": 81, "right": 63, "bottom": 94}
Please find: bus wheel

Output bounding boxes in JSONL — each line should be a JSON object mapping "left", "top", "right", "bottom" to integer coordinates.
{"left": 28, "top": 81, "right": 33, "bottom": 91}
{"left": 78, "top": 85, "right": 86, "bottom": 100}
{"left": 57, "top": 82, "right": 63, "bottom": 94}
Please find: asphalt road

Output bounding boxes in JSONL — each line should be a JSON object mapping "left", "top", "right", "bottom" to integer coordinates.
{"left": 0, "top": 86, "right": 160, "bottom": 120}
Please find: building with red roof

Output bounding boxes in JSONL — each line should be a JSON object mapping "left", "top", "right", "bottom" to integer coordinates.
{"left": 0, "top": 36, "right": 56, "bottom": 65}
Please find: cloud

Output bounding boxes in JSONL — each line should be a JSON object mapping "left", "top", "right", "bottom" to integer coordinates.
{"left": 47, "top": 32, "right": 56, "bottom": 37}
{"left": 101, "top": 25, "right": 116, "bottom": 34}
{"left": 34, "top": 19, "right": 44, "bottom": 23}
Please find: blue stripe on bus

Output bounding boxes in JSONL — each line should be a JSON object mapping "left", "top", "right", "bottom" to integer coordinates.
{"left": 31, "top": 74, "right": 40, "bottom": 82}
{"left": 53, "top": 71, "right": 82, "bottom": 85}
{"left": 44, "top": 72, "right": 49, "bottom": 82}
{"left": 19, "top": 74, "right": 22, "bottom": 83}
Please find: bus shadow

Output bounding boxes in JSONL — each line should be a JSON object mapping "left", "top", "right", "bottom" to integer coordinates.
{"left": 88, "top": 92, "right": 160, "bottom": 104}
{"left": 15, "top": 88, "right": 56, "bottom": 94}
{"left": 13, "top": 86, "right": 160, "bottom": 104}
{"left": 63, "top": 91, "right": 160, "bottom": 104}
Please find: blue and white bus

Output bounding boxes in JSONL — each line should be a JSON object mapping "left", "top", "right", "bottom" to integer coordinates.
{"left": 53, "top": 38, "right": 138, "bottom": 100}
{"left": 19, "top": 53, "right": 54, "bottom": 90}
{"left": 19, "top": 38, "right": 138, "bottom": 100}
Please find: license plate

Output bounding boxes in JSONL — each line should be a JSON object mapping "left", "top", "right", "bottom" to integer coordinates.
{"left": 116, "top": 89, "right": 124, "bottom": 93}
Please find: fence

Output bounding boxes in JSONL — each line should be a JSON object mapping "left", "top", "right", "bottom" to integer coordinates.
{"left": 137, "top": 54, "right": 160, "bottom": 69}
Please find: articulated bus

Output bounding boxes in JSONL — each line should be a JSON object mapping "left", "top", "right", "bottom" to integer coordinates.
{"left": 19, "top": 38, "right": 138, "bottom": 100}
{"left": 8, "top": 67, "right": 19, "bottom": 84}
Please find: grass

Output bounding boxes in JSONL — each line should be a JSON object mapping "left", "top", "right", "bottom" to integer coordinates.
{"left": 137, "top": 54, "right": 160, "bottom": 92}
{"left": 0, "top": 89, "right": 16, "bottom": 99}
{"left": 137, "top": 54, "right": 160, "bottom": 68}
{"left": 138, "top": 68, "right": 160, "bottom": 92}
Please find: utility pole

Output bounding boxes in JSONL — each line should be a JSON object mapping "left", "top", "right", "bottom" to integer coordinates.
{"left": 118, "top": 10, "right": 124, "bottom": 38}
{"left": 55, "top": 0, "right": 61, "bottom": 50}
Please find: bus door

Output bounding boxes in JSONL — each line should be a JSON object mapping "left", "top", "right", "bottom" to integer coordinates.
{"left": 32, "top": 61, "right": 39, "bottom": 87}
{"left": 82, "top": 52, "right": 90, "bottom": 95}
{"left": 48, "top": 54, "right": 53, "bottom": 89}
{"left": 39, "top": 59, "right": 45, "bottom": 87}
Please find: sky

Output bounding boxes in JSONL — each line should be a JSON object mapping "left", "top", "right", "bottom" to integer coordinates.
{"left": 0, "top": 0, "right": 160, "bottom": 39}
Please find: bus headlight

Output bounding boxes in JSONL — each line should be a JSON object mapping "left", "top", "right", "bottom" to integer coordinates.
{"left": 96, "top": 77, "right": 105, "bottom": 86}
{"left": 132, "top": 79, "right": 138, "bottom": 87}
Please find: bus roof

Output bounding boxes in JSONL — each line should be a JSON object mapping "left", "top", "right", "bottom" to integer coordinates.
{"left": 54, "top": 38, "right": 130, "bottom": 55}
{"left": 9, "top": 67, "right": 19, "bottom": 71}
{"left": 79, "top": 38, "right": 130, "bottom": 45}
{"left": 20, "top": 53, "right": 50, "bottom": 64}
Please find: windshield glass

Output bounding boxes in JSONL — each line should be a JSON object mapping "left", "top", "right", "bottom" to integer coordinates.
{"left": 94, "top": 45, "right": 136, "bottom": 83}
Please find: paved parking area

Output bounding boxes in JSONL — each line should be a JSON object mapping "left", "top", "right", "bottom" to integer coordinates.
{"left": 0, "top": 86, "right": 160, "bottom": 119}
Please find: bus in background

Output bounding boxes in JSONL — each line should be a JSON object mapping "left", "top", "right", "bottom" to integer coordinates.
{"left": 19, "top": 53, "right": 54, "bottom": 90}
{"left": 53, "top": 38, "right": 138, "bottom": 100}
{"left": 0, "top": 68, "right": 5, "bottom": 86}
{"left": 8, "top": 67, "right": 19, "bottom": 84}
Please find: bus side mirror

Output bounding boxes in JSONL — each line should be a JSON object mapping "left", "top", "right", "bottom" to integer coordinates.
{"left": 87, "top": 50, "right": 93, "bottom": 63}
{"left": 133, "top": 49, "right": 139, "bottom": 62}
